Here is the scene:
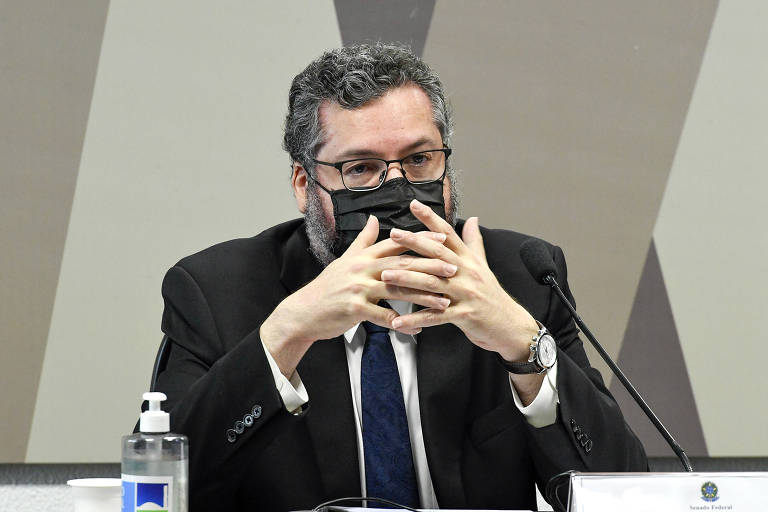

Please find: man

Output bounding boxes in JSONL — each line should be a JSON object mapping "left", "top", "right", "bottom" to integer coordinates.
{"left": 153, "top": 43, "right": 647, "bottom": 511}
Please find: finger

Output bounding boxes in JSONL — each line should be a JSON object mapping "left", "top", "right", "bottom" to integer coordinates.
{"left": 409, "top": 199, "right": 465, "bottom": 253}
{"left": 461, "top": 216, "right": 486, "bottom": 259}
{"left": 391, "top": 308, "right": 449, "bottom": 330}
{"left": 417, "top": 230, "right": 448, "bottom": 243}
{"left": 363, "top": 300, "right": 399, "bottom": 329}
{"left": 380, "top": 269, "right": 450, "bottom": 295}
{"left": 375, "top": 282, "right": 451, "bottom": 310}
{"left": 347, "top": 215, "right": 379, "bottom": 253}
{"left": 367, "top": 230, "right": 447, "bottom": 258}
{"left": 374, "top": 255, "right": 458, "bottom": 278}
{"left": 389, "top": 228, "right": 460, "bottom": 264}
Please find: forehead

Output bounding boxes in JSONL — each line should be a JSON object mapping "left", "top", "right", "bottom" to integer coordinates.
{"left": 316, "top": 84, "right": 441, "bottom": 158}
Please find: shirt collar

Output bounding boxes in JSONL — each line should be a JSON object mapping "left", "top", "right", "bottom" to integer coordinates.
{"left": 342, "top": 300, "right": 415, "bottom": 344}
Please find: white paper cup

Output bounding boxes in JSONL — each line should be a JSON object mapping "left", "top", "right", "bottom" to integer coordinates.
{"left": 67, "top": 478, "right": 122, "bottom": 512}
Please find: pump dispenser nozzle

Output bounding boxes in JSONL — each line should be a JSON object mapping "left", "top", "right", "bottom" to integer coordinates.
{"left": 140, "top": 392, "right": 170, "bottom": 433}
{"left": 123, "top": 391, "right": 187, "bottom": 511}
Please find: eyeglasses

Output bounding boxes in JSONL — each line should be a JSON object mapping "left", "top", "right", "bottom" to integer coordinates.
{"left": 312, "top": 148, "right": 452, "bottom": 192}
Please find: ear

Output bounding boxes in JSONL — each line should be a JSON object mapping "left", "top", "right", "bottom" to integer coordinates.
{"left": 442, "top": 174, "right": 452, "bottom": 213}
{"left": 291, "top": 162, "right": 308, "bottom": 213}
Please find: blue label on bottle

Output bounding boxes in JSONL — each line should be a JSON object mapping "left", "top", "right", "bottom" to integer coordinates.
{"left": 121, "top": 474, "right": 174, "bottom": 512}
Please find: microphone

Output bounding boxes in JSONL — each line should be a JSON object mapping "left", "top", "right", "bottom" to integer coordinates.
{"left": 520, "top": 237, "right": 559, "bottom": 283}
{"left": 519, "top": 238, "right": 693, "bottom": 472}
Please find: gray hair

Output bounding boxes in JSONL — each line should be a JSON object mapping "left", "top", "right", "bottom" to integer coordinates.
{"left": 283, "top": 42, "right": 454, "bottom": 172}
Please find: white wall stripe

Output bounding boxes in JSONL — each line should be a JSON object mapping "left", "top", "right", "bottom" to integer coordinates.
{"left": 654, "top": 0, "right": 768, "bottom": 455}
{"left": 26, "top": 0, "right": 341, "bottom": 462}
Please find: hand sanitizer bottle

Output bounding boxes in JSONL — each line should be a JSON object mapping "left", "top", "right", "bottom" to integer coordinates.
{"left": 122, "top": 392, "right": 188, "bottom": 512}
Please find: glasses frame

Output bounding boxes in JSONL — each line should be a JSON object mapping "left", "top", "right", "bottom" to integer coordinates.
{"left": 311, "top": 147, "right": 452, "bottom": 192}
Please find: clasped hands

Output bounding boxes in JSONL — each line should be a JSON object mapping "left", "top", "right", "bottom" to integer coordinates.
{"left": 379, "top": 200, "right": 540, "bottom": 365}
{"left": 262, "top": 200, "right": 543, "bottom": 396}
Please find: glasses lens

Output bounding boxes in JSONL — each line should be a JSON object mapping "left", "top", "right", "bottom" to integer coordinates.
{"left": 403, "top": 150, "right": 446, "bottom": 184}
{"left": 341, "top": 159, "right": 387, "bottom": 190}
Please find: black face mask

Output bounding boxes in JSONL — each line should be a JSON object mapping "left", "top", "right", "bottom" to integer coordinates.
{"left": 324, "top": 177, "right": 446, "bottom": 257}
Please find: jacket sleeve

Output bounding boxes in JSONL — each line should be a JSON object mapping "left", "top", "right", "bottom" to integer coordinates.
{"left": 150, "top": 264, "right": 294, "bottom": 506}
{"left": 524, "top": 245, "right": 648, "bottom": 498}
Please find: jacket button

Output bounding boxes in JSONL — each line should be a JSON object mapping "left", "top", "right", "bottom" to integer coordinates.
{"left": 234, "top": 420, "right": 245, "bottom": 434}
{"left": 252, "top": 405, "right": 262, "bottom": 419}
{"left": 584, "top": 439, "right": 593, "bottom": 453}
{"left": 243, "top": 414, "right": 254, "bottom": 427}
{"left": 226, "top": 429, "right": 237, "bottom": 443}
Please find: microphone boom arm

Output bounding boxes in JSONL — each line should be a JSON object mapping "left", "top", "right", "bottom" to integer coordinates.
{"left": 543, "top": 274, "right": 693, "bottom": 472}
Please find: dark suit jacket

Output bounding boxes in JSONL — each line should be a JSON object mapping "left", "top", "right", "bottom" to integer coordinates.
{"left": 154, "top": 218, "right": 647, "bottom": 511}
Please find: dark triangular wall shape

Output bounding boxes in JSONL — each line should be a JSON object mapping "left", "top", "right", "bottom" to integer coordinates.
{"left": 611, "top": 240, "right": 708, "bottom": 457}
{"left": 334, "top": 0, "right": 435, "bottom": 56}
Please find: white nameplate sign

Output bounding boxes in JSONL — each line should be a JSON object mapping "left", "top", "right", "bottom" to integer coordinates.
{"left": 568, "top": 472, "right": 768, "bottom": 512}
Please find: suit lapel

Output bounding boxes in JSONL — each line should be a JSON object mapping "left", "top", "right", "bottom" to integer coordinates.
{"left": 279, "top": 223, "right": 360, "bottom": 498}
{"left": 279, "top": 221, "right": 323, "bottom": 294}
{"left": 417, "top": 322, "right": 472, "bottom": 508}
{"left": 298, "top": 337, "right": 361, "bottom": 500}
{"left": 278, "top": 221, "right": 479, "bottom": 503}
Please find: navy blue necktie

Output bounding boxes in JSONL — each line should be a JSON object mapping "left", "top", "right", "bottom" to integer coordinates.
{"left": 361, "top": 320, "right": 420, "bottom": 508}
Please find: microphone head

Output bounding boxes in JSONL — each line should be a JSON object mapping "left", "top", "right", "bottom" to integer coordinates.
{"left": 520, "top": 238, "right": 557, "bottom": 284}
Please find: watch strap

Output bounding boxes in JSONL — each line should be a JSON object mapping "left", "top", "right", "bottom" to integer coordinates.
{"left": 496, "top": 353, "right": 545, "bottom": 374}
{"left": 496, "top": 321, "right": 552, "bottom": 375}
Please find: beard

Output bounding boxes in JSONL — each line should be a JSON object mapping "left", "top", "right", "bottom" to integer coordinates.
{"left": 304, "top": 178, "right": 338, "bottom": 267}
{"left": 304, "top": 168, "right": 461, "bottom": 268}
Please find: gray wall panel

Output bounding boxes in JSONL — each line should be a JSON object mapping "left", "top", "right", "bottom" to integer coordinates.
{"left": 24, "top": 0, "right": 341, "bottom": 462}
{"left": 423, "top": 0, "right": 717, "bottom": 383}
{"left": 654, "top": 0, "right": 768, "bottom": 456}
{"left": 335, "top": 0, "right": 435, "bottom": 56}
{"left": 2, "top": 0, "right": 766, "bottom": 463}
{"left": 0, "top": 0, "right": 109, "bottom": 462}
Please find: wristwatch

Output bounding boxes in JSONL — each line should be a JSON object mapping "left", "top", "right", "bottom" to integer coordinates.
{"left": 496, "top": 321, "right": 557, "bottom": 374}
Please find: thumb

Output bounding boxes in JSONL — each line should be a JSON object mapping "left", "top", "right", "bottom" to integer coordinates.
{"left": 461, "top": 217, "right": 486, "bottom": 258}
{"left": 347, "top": 215, "right": 379, "bottom": 253}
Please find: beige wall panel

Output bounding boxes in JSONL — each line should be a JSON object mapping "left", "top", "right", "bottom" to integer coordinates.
{"left": 26, "top": 1, "right": 341, "bottom": 462}
{"left": 0, "top": 0, "right": 109, "bottom": 462}
{"left": 424, "top": 1, "right": 716, "bottom": 379}
{"left": 654, "top": 0, "right": 768, "bottom": 455}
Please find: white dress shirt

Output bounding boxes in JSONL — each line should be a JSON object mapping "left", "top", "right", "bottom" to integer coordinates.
{"left": 262, "top": 300, "right": 559, "bottom": 508}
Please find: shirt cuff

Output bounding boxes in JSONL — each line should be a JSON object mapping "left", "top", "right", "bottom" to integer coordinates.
{"left": 509, "top": 360, "right": 559, "bottom": 428}
{"left": 261, "top": 340, "right": 309, "bottom": 414}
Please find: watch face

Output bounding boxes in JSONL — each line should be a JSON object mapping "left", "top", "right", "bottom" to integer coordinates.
{"left": 537, "top": 335, "right": 557, "bottom": 368}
